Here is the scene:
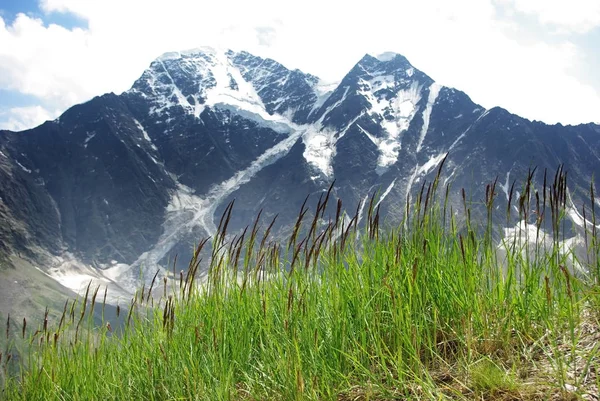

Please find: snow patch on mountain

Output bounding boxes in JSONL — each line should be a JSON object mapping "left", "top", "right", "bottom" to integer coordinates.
{"left": 134, "top": 119, "right": 158, "bottom": 151}
{"left": 213, "top": 102, "right": 292, "bottom": 134}
{"left": 500, "top": 221, "right": 585, "bottom": 274}
{"left": 159, "top": 59, "right": 192, "bottom": 111}
{"left": 205, "top": 51, "right": 268, "bottom": 115}
{"left": 376, "top": 52, "right": 400, "bottom": 62}
{"left": 127, "top": 120, "right": 306, "bottom": 283}
{"left": 417, "top": 153, "right": 446, "bottom": 176}
{"left": 375, "top": 179, "right": 397, "bottom": 210}
{"left": 83, "top": 132, "right": 96, "bottom": 148}
{"left": 501, "top": 187, "right": 599, "bottom": 267}
{"left": 378, "top": 79, "right": 422, "bottom": 135}
{"left": 359, "top": 77, "right": 424, "bottom": 172}
{"left": 300, "top": 86, "right": 356, "bottom": 175}
{"left": 355, "top": 125, "right": 391, "bottom": 174}
{"left": 449, "top": 109, "right": 489, "bottom": 151}
{"left": 317, "top": 86, "right": 350, "bottom": 127}
{"left": 311, "top": 80, "right": 338, "bottom": 113}
{"left": 133, "top": 48, "right": 273, "bottom": 124}
{"left": 404, "top": 151, "right": 446, "bottom": 217}
{"left": 137, "top": 63, "right": 194, "bottom": 116}
{"left": 15, "top": 160, "right": 31, "bottom": 173}
{"left": 416, "top": 83, "right": 441, "bottom": 152}
{"left": 166, "top": 183, "right": 200, "bottom": 212}
{"left": 358, "top": 124, "right": 377, "bottom": 144}
{"left": 499, "top": 171, "right": 511, "bottom": 201}
{"left": 567, "top": 191, "right": 600, "bottom": 229}
{"left": 569, "top": 207, "right": 586, "bottom": 228}
{"left": 46, "top": 253, "right": 133, "bottom": 305}
{"left": 303, "top": 127, "right": 336, "bottom": 176}
{"left": 304, "top": 109, "right": 367, "bottom": 177}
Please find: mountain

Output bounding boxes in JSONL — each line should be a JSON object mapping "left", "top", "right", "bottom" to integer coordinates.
{"left": 1, "top": 47, "right": 599, "bottom": 307}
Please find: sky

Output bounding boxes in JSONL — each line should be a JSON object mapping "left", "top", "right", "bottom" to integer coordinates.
{"left": 0, "top": 0, "right": 599, "bottom": 131}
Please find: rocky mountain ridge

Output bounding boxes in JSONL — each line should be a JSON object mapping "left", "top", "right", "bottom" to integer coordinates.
{"left": 1, "top": 47, "right": 599, "bottom": 303}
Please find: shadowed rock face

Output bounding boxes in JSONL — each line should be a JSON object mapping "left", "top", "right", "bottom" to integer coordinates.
{"left": 1, "top": 49, "right": 599, "bottom": 282}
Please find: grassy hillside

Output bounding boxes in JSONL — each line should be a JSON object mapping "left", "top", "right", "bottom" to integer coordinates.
{"left": 0, "top": 256, "right": 78, "bottom": 344}
{"left": 2, "top": 167, "right": 599, "bottom": 400}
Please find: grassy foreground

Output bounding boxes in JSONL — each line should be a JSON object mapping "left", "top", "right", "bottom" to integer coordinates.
{"left": 2, "top": 166, "right": 599, "bottom": 400}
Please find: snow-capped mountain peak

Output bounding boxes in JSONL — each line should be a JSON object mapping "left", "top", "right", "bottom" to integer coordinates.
{"left": 301, "top": 50, "right": 439, "bottom": 175}
{"left": 126, "top": 48, "right": 446, "bottom": 178}
{"left": 156, "top": 46, "right": 221, "bottom": 60}
{"left": 128, "top": 48, "right": 328, "bottom": 130}
{"left": 130, "top": 49, "right": 265, "bottom": 120}
{"left": 375, "top": 51, "right": 402, "bottom": 62}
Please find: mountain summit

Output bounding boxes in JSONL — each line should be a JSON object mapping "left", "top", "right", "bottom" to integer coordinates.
{"left": 1, "top": 48, "right": 599, "bottom": 302}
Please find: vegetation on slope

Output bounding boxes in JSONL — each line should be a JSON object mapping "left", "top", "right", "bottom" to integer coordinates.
{"left": 1, "top": 164, "right": 599, "bottom": 400}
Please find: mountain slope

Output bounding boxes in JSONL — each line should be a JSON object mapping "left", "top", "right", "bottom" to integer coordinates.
{"left": 1, "top": 48, "right": 599, "bottom": 305}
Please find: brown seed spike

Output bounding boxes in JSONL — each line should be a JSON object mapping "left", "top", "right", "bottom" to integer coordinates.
{"left": 412, "top": 258, "right": 418, "bottom": 284}
{"left": 90, "top": 285, "right": 100, "bottom": 315}
{"left": 320, "top": 179, "right": 335, "bottom": 218}
{"left": 335, "top": 199, "right": 342, "bottom": 228}
{"left": 69, "top": 300, "right": 76, "bottom": 323}
{"left": 296, "top": 370, "right": 305, "bottom": 394}
{"left": 147, "top": 270, "right": 160, "bottom": 303}
{"left": 81, "top": 281, "right": 91, "bottom": 319}
{"left": 544, "top": 276, "right": 552, "bottom": 306}
{"left": 434, "top": 153, "right": 449, "bottom": 186}
{"left": 418, "top": 180, "right": 426, "bottom": 213}
{"left": 22, "top": 317, "right": 26, "bottom": 339}
{"left": 127, "top": 297, "right": 136, "bottom": 327}
{"left": 560, "top": 265, "right": 573, "bottom": 299}
{"left": 159, "top": 343, "right": 168, "bottom": 362}
{"left": 459, "top": 234, "right": 466, "bottom": 264}
{"left": 406, "top": 191, "right": 411, "bottom": 223}
{"left": 260, "top": 214, "right": 278, "bottom": 251}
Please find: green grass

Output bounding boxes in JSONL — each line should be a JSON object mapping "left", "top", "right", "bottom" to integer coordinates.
{"left": 2, "top": 165, "right": 599, "bottom": 400}
{"left": 469, "top": 358, "right": 518, "bottom": 396}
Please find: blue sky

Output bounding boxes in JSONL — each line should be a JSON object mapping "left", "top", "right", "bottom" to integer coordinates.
{"left": 0, "top": 0, "right": 86, "bottom": 30}
{"left": 1, "top": 0, "right": 599, "bottom": 131}
{"left": 0, "top": 0, "right": 88, "bottom": 129}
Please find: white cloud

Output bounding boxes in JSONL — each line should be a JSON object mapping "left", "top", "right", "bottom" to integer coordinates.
{"left": 0, "top": 0, "right": 599, "bottom": 129}
{"left": 501, "top": 0, "right": 600, "bottom": 33}
{"left": 0, "top": 105, "right": 58, "bottom": 131}
{"left": 0, "top": 14, "right": 94, "bottom": 108}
